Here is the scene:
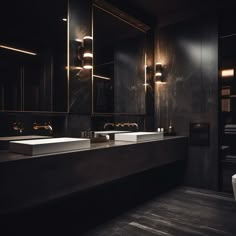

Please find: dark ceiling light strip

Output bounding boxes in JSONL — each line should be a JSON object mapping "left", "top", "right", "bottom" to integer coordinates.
{"left": 0, "top": 44, "right": 37, "bottom": 56}
{"left": 93, "top": 74, "right": 111, "bottom": 80}
{"left": 93, "top": 0, "right": 150, "bottom": 33}
{"left": 220, "top": 33, "right": 236, "bottom": 39}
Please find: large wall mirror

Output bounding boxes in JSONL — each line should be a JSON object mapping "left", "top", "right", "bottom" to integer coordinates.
{"left": 0, "top": 0, "right": 68, "bottom": 112}
{"left": 92, "top": 0, "right": 150, "bottom": 114}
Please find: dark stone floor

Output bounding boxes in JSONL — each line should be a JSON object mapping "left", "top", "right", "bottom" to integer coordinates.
{"left": 2, "top": 161, "right": 235, "bottom": 236}
{"left": 82, "top": 187, "right": 236, "bottom": 236}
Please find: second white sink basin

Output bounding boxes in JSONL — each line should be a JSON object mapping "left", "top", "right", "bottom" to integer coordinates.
{"left": 94, "top": 130, "right": 130, "bottom": 140}
{"left": 9, "top": 137, "right": 91, "bottom": 155}
{"left": 115, "top": 132, "right": 164, "bottom": 142}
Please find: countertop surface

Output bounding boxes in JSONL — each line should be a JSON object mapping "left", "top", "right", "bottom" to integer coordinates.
{"left": 0, "top": 136, "right": 186, "bottom": 163}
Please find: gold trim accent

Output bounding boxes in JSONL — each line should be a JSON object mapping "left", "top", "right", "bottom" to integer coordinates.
{"left": 65, "top": 66, "right": 83, "bottom": 70}
{"left": 145, "top": 53, "right": 147, "bottom": 94}
{"left": 92, "top": 4, "right": 94, "bottom": 114}
{"left": 0, "top": 44, "right": 37, "bottom": 55}
{"left": 93, "top": 4, "right": 145, "bottom": 33}
{"left": 92, "top": 112, "right": 146, "bottom": 116}
{"left": 93, "top": 74, "right": 111, "bottom": 80}
{"left": 67, "top": 0, "right": 70, "bottom": 113}
{"left": 93, "top": 0, "right": 150, "bottom": 32}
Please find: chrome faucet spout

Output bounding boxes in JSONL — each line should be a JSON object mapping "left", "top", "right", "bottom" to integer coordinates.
{"left": 13, "top": 122, "right": 24, "bottom": 134}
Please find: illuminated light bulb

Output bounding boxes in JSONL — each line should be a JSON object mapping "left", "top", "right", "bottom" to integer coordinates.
{"left": 83, "top": 53, "right": 93, "bottom": 58}
{"left": 221, "top": 69, "right": 234, "bottom": 77}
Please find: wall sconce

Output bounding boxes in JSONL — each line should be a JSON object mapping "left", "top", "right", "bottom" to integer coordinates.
{"left": 83, "top": 36, "right": 93, "bottom": 69}
{"left": 73, "top": 36, "right": 93, "bottom": 70}
{"left": 145, "top": 63, "right": 166, "bottom": 84}
{"left": 74, "top": 39, "right": 83, "bottom": 69}
{"left": 155, "top": 62, "right": 163, "bottom": 83}
{"left": 221, "top": 69, "right": 234, "bottom": 78}
{"left": 155, "top": 62, "right": 166, "bottom": 83}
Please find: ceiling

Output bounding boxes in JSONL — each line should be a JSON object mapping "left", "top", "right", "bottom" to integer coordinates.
{"left": 106, "top": 0, "right": 236, "bottom": 26}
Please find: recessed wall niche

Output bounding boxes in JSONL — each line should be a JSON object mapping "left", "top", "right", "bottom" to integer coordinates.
{"left": 0, "top": 0, "right": 68, "bottom": 112}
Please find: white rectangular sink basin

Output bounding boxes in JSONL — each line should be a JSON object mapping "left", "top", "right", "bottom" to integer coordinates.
{"left": 0, "top": 135, "right": 52, "bottom": 150}
{"left": 0, "top": 135, "right": 52, "bottom": 141}
{"left": 9, "top": 137, "right": 91, "bottom": 155}
{"left": 94, "top": 130, "right": 129, "bottom": 136}
{"left": 94, "top": 130, "right": 130, "bottom": 140}
{"left": 115, "top": 132, "right": 164, "bottom": 142}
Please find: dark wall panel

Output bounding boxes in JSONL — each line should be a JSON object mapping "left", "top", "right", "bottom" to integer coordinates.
{"left": 156, "top": 15, "right": 219, "bottom": 190}
{"left": 114, "top": 36, "right": 146, "bottom": 114}
{"left": 69, "top": 0, "right": 92, "bottom": 113}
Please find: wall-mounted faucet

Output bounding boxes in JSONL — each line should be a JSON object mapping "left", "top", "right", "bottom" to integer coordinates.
{"left": 104, "top": 122, "right": 139, "bottom": 130}
{"left": 33, "top": 122, "right": 53, "bottom": 135}
{"left": 13, "top": 122, "right": 24, "bottom": 134}
{"left": 104, "top": 123, "right": 115, "bottom": 130}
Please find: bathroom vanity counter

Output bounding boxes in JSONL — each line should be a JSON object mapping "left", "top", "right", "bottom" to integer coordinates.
{"left": 0, "top": 136, "right": 185, "bottom": 163}
{"left": 0, "top": 136, "right": 187, "bottom": 215}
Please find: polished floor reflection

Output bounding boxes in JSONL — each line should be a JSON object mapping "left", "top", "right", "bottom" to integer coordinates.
{"left": 82, "top": 187, "right": 236, "bottom": 236}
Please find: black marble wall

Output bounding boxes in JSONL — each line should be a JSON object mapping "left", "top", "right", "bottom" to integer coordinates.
{"left": 114, "top": 35, "right": 146, "bottom": 114}
{"left": 0, "top": 0, "right": 155, "bottom": 138}
{"left": 69, "top": 0, "right": 92, "bottom": 114}
{"left": 155, "top": 15, "right": 219, "bottom": 190}
{"left": 0, "top": 112, "right": 67, "bottom": 137}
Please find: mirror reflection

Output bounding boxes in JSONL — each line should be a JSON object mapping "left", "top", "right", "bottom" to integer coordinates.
{"left": 93, "top": 4, "right": 147, "bottom": 114}
{"left": 0, "top": 0, "right": 67, "bottom": 112}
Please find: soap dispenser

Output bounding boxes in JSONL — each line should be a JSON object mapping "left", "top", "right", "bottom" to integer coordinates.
{"left": 168, "top": 121, "right": 176, "bottom": 135}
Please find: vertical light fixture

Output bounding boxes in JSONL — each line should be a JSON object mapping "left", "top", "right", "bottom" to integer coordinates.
{"left": 83, "top": 36, "right": 93, "bottom": 69}
{"left": 74, "top": 39, "right": 83, "bottom": 69}
{"left": 155, "top": 62, "right": 163, "bottom": 83}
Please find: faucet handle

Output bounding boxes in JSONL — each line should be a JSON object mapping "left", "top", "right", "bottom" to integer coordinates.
{"left": 13, "top": 122, "right": 24, "bottom": 133}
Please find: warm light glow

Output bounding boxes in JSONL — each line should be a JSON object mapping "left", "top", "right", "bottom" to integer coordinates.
{"left": 83, "top": 65, "right": 93, "bottom": 69}
{"left": 0, "top": 44, "right": 37, "bottom": 56}
{"left": 93, "top": 74, "right": 111, "bottom": 80}
{"left": 62, "top": 18, "right": 67, "bottom": 22}
{"left": 155, "top": 72, "right": 162, "bottom": 76}
{"left": 65, "top": 66, "right": 83, "bottom": 70}
{"left": 156, "top": 62, "right": 162, "bottom": 65}
{"left": 221, "top": 69, "right": 234, "bottom": 77}
{"left": 75, "top": 38, "right": 82, "bottom": 42}
{"left": 155, "top": 81, "right": 162, "bottom": 84}
{"left": 144, "top": 53, "right": 147, "bottom": 93}
{"left": 83, "top": 36, "right": 93, "bottom": 40}
{"left": 83, "top": 53, "right": 93, "bottom": 58}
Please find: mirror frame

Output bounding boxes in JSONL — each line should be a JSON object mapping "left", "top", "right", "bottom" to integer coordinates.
{"left": 92, "top": 0, "right": 151, "bottom": 115}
